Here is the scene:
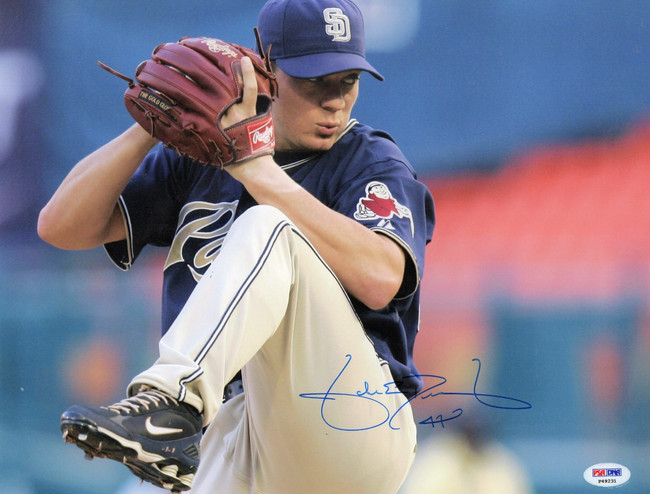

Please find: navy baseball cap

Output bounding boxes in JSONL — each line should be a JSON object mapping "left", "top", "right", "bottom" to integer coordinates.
{"left": 257, "top": 0, "right": 384, "bottom": 80}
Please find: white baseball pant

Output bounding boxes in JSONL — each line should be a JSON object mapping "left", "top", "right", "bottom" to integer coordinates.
{"left": 130, "top": 205, "right": 417, "bottom": 493}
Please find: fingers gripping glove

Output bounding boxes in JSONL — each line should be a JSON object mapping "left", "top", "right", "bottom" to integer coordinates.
{"left": 99, "top": 33, "right": 277, "bottom": 167}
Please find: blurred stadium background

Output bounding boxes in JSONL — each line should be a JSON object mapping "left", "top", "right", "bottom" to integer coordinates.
{"left": 1, "top": 1, "right": 649, "bottom": 492}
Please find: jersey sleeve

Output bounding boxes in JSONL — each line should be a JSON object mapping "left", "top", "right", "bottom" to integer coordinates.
{"left": 330, "top": 132, "right": 435, "bottom": 299}
{"left": 104, "top": 144, "right": 187, "bottom": 270}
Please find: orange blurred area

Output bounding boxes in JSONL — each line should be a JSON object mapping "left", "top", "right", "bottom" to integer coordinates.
{"left": 414, "top": 118, "right": 650, "bottom": 417}
{"left": 423, "top": 117, "right": 650, "bottom": 302}
{"left": 63, "top": 335, "right": 125, "bottom": 405}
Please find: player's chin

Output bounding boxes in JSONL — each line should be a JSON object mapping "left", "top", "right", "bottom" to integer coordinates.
{"left": 307, "top": 134, "right": 338, "bottom": 152}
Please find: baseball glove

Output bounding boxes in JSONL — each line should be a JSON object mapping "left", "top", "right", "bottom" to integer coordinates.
{"left": 99, "top": 33, "right": 277, "bottom": 167}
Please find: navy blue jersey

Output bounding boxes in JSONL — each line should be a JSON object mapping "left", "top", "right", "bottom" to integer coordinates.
{"left": 105, "top": 120, "right": 435, "bottom": 397}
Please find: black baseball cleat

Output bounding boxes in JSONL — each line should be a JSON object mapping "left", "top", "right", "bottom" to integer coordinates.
{"left": 61, "top": 387, "right": 203, "bottom": 492}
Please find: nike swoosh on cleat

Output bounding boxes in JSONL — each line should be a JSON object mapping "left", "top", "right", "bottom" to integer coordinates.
{"left": 145, "top": 417, "right": 184, "bottom": 436}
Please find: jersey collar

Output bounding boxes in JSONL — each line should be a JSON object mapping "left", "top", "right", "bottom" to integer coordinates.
{"left": 277, "top": 119, "right": 359, "bottom": 170}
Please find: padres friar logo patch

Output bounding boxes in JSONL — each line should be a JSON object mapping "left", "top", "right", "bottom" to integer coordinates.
{"left": 354, "top": 181, "right": 415, "bottom": 237}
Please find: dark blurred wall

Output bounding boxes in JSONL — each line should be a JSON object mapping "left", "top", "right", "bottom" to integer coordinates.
{"left": 0, "top": 0, "right": 46, "bottom": 244}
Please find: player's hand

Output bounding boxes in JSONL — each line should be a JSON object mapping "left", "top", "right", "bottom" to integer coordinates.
{"left": 221, "top": 57, "right": 259, "bottom": 128}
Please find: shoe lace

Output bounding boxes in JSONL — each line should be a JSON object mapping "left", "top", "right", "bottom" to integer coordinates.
{"left": 105, "top": 388, "right": 180, "bottom": 415}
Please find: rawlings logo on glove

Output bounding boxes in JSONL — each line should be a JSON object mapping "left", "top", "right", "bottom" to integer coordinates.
{"left": 200, "top": 39, "right": 239, "bottom": 58}
{"left": 248, "top": 114, "right": 275, "bottom": 153}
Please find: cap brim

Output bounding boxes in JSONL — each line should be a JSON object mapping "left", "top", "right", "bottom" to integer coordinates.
{"left": 276, "top": 52, "right": 384, "bottom": 81}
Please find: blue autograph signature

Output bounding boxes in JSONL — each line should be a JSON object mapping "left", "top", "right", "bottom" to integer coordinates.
{"left": 299, "top": 355, "right": 531, "bottom": 431}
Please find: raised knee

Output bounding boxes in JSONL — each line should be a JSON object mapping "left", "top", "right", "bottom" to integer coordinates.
{"left": 238, "top": 205, "right": 291, "bottom": 227}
